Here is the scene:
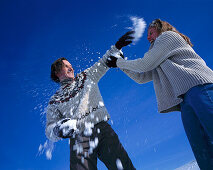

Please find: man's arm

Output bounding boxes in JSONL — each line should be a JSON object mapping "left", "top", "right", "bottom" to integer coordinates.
{"left": 121, "top": 69, "right": 153, "bottom": 84}
{"left": 45, "top": 104, "right": 77, "bottom": 142}
{"left": 85, "top": 31, "right": 135, "bottom": 82}
{"left": 85, "top": 46, "right": 123, "bottom": 83}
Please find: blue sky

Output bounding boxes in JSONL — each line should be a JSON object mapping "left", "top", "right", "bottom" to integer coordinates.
{"left": 1, "top": 0, "right": 213, "bottom": 169}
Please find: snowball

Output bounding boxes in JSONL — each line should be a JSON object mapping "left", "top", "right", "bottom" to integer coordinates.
{"left": 129, "top": 16, "right": 146, "bottom": 44}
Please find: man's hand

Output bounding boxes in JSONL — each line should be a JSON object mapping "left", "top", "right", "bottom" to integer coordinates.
{"left": 115, "top": 30, "right": 135, "bottom": 50}
{"left": 53, "top": 118, "right": 77, "bottom": 138}
{"left": 106, "top": 56, "right": 118, "bottom": 68}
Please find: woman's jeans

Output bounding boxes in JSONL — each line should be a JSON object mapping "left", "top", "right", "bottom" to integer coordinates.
{"left": 180, "top": 83, "right": 213, "bottom": 170}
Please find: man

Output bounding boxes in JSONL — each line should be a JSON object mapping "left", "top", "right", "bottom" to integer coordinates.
{"left": 45, "top": 32, "right": 136, "bottom": 169}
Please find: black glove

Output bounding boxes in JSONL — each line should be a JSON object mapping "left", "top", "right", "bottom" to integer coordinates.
{"left": 106, "top": 53, "right": 124, "bottom": 68}
{"left": 53, "top": 118, "right": 76, "bottom": 138}
{"left": 115, "top": 30, "right": 135, "bottom": 50}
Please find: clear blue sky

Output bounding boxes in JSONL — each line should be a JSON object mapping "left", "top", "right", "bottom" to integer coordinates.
{"left": 1, "top": 0, "right": 213, "bottom": 169}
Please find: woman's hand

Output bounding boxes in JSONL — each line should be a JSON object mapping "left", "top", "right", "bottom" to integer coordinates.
{"left": 115, "top": 30, "right": 135, "bottom": 50}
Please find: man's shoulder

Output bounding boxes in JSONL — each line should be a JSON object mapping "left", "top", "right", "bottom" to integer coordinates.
{"left": 76, "top": 71, "right": 87, "bottom": 80}
{"left": 48, "top": 88, "right": 62, "bottom": 105}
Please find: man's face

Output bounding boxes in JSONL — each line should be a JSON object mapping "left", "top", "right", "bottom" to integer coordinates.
{"left": 56, "top": 60, "right": 74, "bottom": 82}
{"left": 147, "top": 27, "right": 159, "bottom": 43}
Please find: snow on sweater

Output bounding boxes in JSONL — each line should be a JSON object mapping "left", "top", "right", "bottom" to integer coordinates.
{"left": 46, "top": 46, "right": 122, "bottom": 142}
{"left": 117, "top": 31, "right": 213, "bottom": 113}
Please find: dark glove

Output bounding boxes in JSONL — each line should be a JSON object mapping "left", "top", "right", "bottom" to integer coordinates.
{"left": 106, "top": 53, "right": 124, "bottom": 68}
{"left": 53, "top": 118, "right": 76, "bottom": 138}
{"left": 115, "top": 30, "right": 135, "bottom": 50}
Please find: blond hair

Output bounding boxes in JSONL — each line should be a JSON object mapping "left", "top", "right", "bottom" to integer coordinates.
{"left": 149, "top": 19, "right": 193, "bottom": 47}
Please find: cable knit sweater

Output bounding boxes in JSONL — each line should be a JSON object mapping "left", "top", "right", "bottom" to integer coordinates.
{"left": 46, "top": 46, "right": 122, "bottom": 142}
{"left": 117, "top": 31, "right": 213, "bottom": 113}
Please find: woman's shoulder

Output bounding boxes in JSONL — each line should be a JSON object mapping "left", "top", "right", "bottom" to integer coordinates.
{"left": 156, "top": 31, "right": 187, "bottom": 45}
{"left": 160, "top": 31, "right": 181, "bottom": 38}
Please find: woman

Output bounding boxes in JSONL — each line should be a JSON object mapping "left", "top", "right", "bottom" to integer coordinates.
{"left": 107, "top": 19, "right": 213, "bottom": 169}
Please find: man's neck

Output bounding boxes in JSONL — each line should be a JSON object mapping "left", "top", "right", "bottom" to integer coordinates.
{"left": 60, "top": 78, "right": 74, "bottom": 86}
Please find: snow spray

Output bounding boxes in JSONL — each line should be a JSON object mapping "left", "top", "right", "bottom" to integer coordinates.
{"left": 129, "top": 16, "right": 146, "bottom": 44}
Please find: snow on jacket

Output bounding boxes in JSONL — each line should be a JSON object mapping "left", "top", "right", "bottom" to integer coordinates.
{"left": 117, "top": 31, "right": 213, "bottom": 113}
{"left": 46, "top": 46, "right": 122, "bottom": 142}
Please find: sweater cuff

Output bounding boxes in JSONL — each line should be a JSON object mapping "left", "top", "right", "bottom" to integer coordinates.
{"left": 103, "top": 45, "right": 123, "bottom": 62}
{"left": 109, "top": 45, "right": 123, "bottom": 58}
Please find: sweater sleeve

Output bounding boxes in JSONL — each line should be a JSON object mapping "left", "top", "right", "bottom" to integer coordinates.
{"left": 85, "top": 46, "right": 123, "bottom": 83}
{"left": 121, "top": 69, "right": 153, "bottom": 84}
{"left": 45, "top": 104, "right": 63, "bottom": 142}
{"left": 117, "top": 31, "right": 189, "bottom": 72}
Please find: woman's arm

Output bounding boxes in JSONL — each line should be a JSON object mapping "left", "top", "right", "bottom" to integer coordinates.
{"left": 117, "top": 31, "right": 189, "bottom": 72}
{"left": 121, "top": 69, "right": 153, "bottom": 84}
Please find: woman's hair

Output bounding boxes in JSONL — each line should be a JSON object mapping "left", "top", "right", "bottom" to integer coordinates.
{"left": 51, "top": 57, "right": 68, "bottom": 83}
{"left": 149, "top": 19, "right": 193, "bottom": 47}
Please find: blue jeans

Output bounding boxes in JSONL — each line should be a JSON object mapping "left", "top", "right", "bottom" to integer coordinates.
{"left": 180, "top": 83, "right": 213, "bottom": 170}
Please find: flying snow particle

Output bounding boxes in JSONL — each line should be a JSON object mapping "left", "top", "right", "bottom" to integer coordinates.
{"left": 99, "top": 101, "right": 104, "bottom": 107}
{"left": 111, "top": 120, "right": 114, "bottom": 125}
{"left": 116, "top": 159, "right": 124, "bottom": 170}
{"left": 81, "top": 156, "right": 84, "bottom": 163}
{"left": 73, "top": 143, "right": 83, "bottom": 154}
{"left": 129, "top": 17, "right": 146, "bottom": 44}
{"left": 90, "top": 113, "right": 94, "bottom": 119}
{"left": 84, "top": 152, "right": 88, "bottom": 158}
{"left": 38, "top": 140, "right": 54, "bottom": 160}
{"left": 104, "top": 115, "right": 108, "bottom": 121}
{"left": 46, "top": 149, "right": 52, "bottom": 160}
{"left": 84, "top": 122, "right": 94, "bottom": 136}
{"left": 38, "top": 144, "right": 43, "bottom": 152}
{"left": 89, "top": 137, "right": 99, "bottom": 154}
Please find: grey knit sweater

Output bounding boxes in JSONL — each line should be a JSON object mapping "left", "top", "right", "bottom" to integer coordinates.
{"left": 117, "top": 31, "right": 213, "bottom": 113}
{"left": 46, "top": 46, "right": 121, "bottom": 142}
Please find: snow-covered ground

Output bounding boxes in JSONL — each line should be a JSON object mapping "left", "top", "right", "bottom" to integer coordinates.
{"left": 175, "top": 161, "right": 199, "bottom": 170}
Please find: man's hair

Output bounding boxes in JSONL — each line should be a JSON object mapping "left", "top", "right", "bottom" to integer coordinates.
{"left": 149, "top": 19, "right": 193, "bottom": 47}
{"left": 51, "top": 57, "right": 68, "bottom": 83}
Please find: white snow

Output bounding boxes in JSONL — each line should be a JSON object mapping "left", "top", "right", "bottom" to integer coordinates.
{"left": 46, "top": 149, "right": 52, "bottom": 160}
{"left": 116, "top": 158, "right": 124, "bottom": 170}
{"left": 81, "top": 156, "right": 84, "bottom": 163}
{"left": 38, "top": 144, "right": 43, "bottom": 152}
{"left": 90, "top": 113, "right": 94, "bottom": 119}
{"left": 60, "top": 119, "right": 77, "bottom": 136}
{"left": 111, "top": 120, "right": 114, "bottom": 125}
{"left": 84, "top": 122, "right": 94, "bottom": 136}
{"left": 89, "top": 137, "right": 99, "bottom": 154}
{"left": 38, "top": 140, "right": 54, "bottom": 160}
{"left": 73, "top": 143, "right": 83, "bottom": 154}
{"left": 99, "top": 101, "right": 104, "bottom": 107}
{"left": 69, "top": 107, "right": 74, "bottom": 115}
{"left": 129, "top": 16, "right": 146, "bottom": 44}
{"left": 104, "top": 115, "right": 108, "bottom": 121}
